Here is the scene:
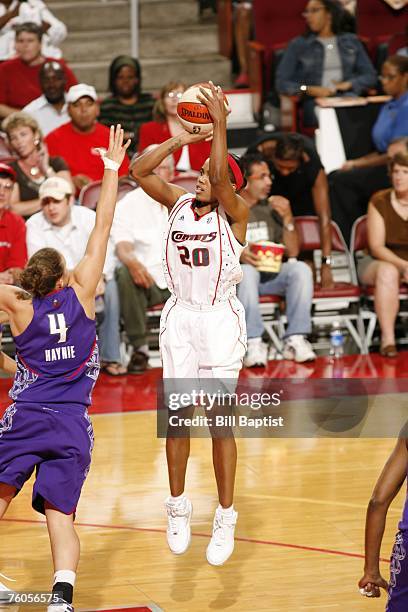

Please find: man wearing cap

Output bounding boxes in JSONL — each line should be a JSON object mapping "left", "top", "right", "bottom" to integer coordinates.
{"left": 45, "top": 83, "right": 130, "bottom": 193}
{"left": 0, "top": 162, "right": 27, "bottom": 284}
{"left": 23, "top": 60, "right": 70, "bottom": 136}
{"left": 0, "top": 22, "right": 77, "bottom": 119}
{"left": 26, "top": 176, "right": 126, "bottom": 375}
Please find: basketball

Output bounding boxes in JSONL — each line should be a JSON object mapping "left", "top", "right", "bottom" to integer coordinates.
{"left": 177, "top": 82, "right": 228, "bottom": 134}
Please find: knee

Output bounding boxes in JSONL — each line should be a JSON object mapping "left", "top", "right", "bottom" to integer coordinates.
{"left": 376, "top": 262, "right": 400, "bottom": 287}
{"left": 238, "top": 265, "right": 260, "bottom": 295}
{"left": 288, "top": 261, "right": 313, "bottom": 285}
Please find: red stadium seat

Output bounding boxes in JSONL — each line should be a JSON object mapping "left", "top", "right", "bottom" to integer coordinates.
{"left": 247, "top": 0, "right": 305, "bottom": 112}
{"left": 295, "top": 215, "right": 368, "bottom": 353}
{"left": 357, "top": 0, "right": 407, "bottom": 58}
{"left": 79, "top": 177, "right": 136, "bottom": 209}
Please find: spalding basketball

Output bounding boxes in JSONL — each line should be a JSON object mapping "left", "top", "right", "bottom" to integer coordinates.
{"left": 177, "top": 83, "right": 228, "bottom": 135}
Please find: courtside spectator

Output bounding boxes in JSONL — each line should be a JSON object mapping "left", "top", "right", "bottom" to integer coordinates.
{"left": 138, "top": 80, "right": 211, "bottom": 173}
{"left": 245, "top": 133, "right": 334, "bottom": 287}
{"left": 358, "top": 152, "right": 408, "bottom": 357}
{"left": 3, "top": 111, "right": 71, "bottom": 217}
{"left": 113, "top": 149, "right": 172, "bottom": 374}
{"left": 329, "top": 56, "right": 408, "bottom": 241}
{"left": 46, "top": 84, "right": 129, "bottom": 194}
{"left": 276, "top": 0, "right": 376, "bottom": 126}
{"left": 331, "top": 137, "right": 408, "bottom": 243}
{"left": 0, "top": 0, "right": 66, "bottom": 60}
{"left": 237, "top": 153, "right": 315, "bottom": 367}
{"left": 0, "top": 162, "right": 27, "bottom": 284}
{"left": 99, "top": 56, "right": 154, "bottom": 157}
{"left": 0, "top": 22, "right": 76, "bottom": 119}
{"left": 23, "top": 60, "right": 69, "bottom": 136}
{"left": 26, "top": 176, "right": 125, "bottom": 375}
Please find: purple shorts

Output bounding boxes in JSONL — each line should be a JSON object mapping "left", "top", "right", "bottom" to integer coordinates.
{"left": 387, "top": 531, "right": 408, "bottom": 611}
{"left": 0, "top": 401, "right": 94, "bottom": 515}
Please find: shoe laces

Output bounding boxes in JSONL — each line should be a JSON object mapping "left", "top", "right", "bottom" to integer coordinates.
{"left": 167, "top": 502, "right": 188, "bottom": 534}
{"left": 212, "top": 513, "right": 235, "bottom": 546}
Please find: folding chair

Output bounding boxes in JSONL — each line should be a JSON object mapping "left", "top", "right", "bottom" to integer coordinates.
{"left": 295, "top": 215, "right": 368, "bottom": 353}
{"left": 79, "top": 177, "right": 136, "bottom": 209}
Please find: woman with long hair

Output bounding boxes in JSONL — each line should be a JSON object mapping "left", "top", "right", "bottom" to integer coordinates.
{"left": 138, "top": 80, "right": 212, "bottom": 173}
{"left": 0, "top": 125, "right": 129, "bottom": 611}
{"left": 276, "top": 0, "right": 376, "bottom": 126}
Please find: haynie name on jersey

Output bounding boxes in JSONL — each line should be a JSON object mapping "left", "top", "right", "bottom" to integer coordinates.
{"left": 45, "top": 344, "right": 76, "bottom": 362}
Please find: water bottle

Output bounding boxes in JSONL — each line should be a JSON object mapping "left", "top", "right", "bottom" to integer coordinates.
{"left": 330, "top": 321, "right": 344, "bottom": 358}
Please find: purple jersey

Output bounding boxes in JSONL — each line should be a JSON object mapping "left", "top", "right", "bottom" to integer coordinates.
{"left": 399, "top": 484, "right": 408, "bottom": 532}
{"left": 10, "top": 286, "right": 100, "bottom": 406}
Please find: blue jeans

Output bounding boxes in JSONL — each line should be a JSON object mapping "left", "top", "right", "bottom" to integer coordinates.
{"left": 98, "top": 277, "right": 122, "bottom": 363}
{"left": 237, "top": 262, "right": 313, "bottom": 339}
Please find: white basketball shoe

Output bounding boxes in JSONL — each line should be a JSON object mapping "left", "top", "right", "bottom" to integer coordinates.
{"left": 206, "top": 506, "right": 238, "bottom": 566}
{"left": 244, "top": 338, "right": 268, "bottom": 368}
{"left": 282, "top": 335, "right": 316, "bottom": 363}
{"left": 165, "top": 496, "right": 193, "bottom": 555}
{"left": 47, "top": 600, "right": 74, "bottom": 612}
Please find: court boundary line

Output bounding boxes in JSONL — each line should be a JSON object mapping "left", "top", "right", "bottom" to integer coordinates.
{"left": 2, "top": 517, "right": 390, "bottom": 563}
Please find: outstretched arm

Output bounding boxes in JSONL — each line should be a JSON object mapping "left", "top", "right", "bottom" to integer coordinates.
{"left": 130, "top": 130, "right": 208, "bottom": 209}
{"left": 71, "top": 125, "right": 130, "bottom": 303}
{"left": 198, "top": 82, "right": 248, "bottom": 244}
{"left": 358, "top": 438, "right": 408, "bottom": 598}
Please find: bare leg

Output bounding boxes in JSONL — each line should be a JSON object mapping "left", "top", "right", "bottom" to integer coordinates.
{"left": 45, "top": 504, "right": 80, "bottom": 572}
{"left": 212, "top": 437, "right": 237, "bottom": 508}
{"left": 166, "top": 437, "right": 190, "bottom": 496}
{"left": 234, "top": 3, "right": 252, "bottom": 80}
{"left": 361, "top": 261, "right": 400, "bottom": 347}
{"left": 0, "top": 483, "right": 16, "bottom": 519}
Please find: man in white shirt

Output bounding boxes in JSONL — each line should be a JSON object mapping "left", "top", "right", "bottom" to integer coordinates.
{"left": 23, "top": 60, "right": 69, "bottom": 136}
{"left": 0, "top": 0, "right": 67, "bottom": 60}
{"left": 112, "top": 152, "right": 173, "bottom": 373}
{"left": 26, "top": 176, "right": 126, "bottom": 375}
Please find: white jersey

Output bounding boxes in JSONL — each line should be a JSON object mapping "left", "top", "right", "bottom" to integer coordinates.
{"left": 163, "top": 193, "right": 245, "bottom": 306}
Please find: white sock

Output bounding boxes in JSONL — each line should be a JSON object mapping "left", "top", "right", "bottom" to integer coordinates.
{"left": 218, "top": 504, "right": 234, "bottom": 515}
{"left": 53, "top": 570, "right": 76, "bottom": 587}
{"left": 169, "top": 493, "right": 186, "bottom": 504}
{"left": 137, "top": 344, "right": 149, "bottom": 356}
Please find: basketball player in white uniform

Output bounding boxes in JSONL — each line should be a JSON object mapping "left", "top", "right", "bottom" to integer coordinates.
{"left": 131, "top": 82, "right": 248, "bottom": 566}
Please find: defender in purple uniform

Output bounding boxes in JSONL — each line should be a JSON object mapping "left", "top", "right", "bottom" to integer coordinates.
{"left": 0, "top": 125, "right": 129, "bottom": 612}
{"left": 359, "top": 438, "right": 408, "bottom": 610}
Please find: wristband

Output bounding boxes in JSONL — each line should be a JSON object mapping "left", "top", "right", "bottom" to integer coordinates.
{"left": 103, "top": 157, "right": 120, "bottom": 171}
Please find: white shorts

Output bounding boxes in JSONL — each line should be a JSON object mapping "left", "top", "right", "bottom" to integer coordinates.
{"left": 159, "top": 296, "right": 247, "bottom": 379}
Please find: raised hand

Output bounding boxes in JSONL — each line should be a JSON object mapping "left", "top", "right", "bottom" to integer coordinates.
{"left": 105, "top": 124, "right": 131, "bottom": 167}
{"left": 197, "top": 81, "right": 229, "bottom": 123}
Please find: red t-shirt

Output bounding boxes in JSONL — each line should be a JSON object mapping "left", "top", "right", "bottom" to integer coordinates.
{"left": 138, "top": 120, "right": 211, "bottom": 172}
{"left": 45, "top": 122, "right": 130, "bottom": 181}
{"left": 0, "top": 209, "right": 27, "bottom": 272}
{"left": 0, "top": 57, "right": 77, "bottom": 109}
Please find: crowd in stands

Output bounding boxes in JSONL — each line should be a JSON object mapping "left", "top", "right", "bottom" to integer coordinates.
{"left": 1, "top": 0, "right": 407, "bottom": 371}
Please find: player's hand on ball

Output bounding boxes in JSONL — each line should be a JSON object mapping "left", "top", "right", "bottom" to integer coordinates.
{"left": 197, "top": 81, "right": 229, "bottom": 123}
{"left": 358, "top": 573, "right": 388, "bottom": 598}
{"left": 106, "top": 124, "right": 131, "bottom": 166}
